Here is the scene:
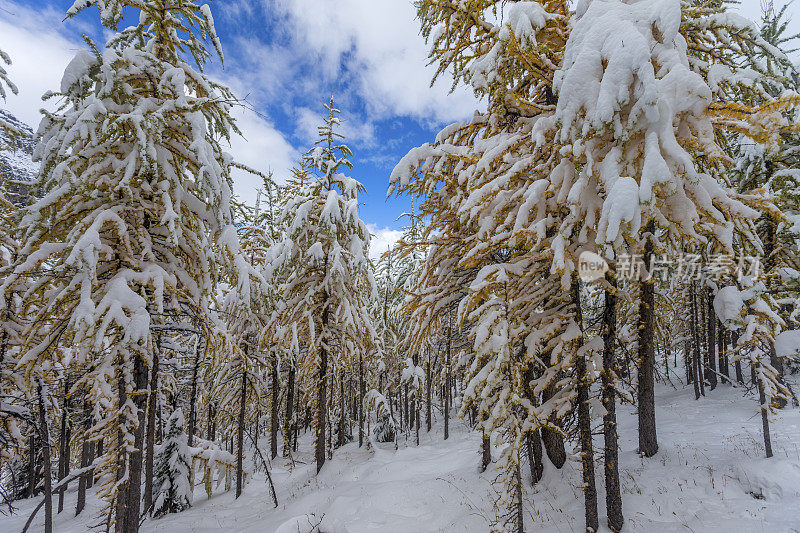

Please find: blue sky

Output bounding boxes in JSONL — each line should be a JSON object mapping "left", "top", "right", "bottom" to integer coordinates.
{"left": 0, "top": 0, "right": 793, "bottom": 255}
{"left": 0, "top": 0, "right": 479, "bottom": 255}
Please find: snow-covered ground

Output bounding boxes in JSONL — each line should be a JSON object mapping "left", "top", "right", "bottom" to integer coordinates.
{"left": 4, "top": 381, "right": 800, "bottom": 532}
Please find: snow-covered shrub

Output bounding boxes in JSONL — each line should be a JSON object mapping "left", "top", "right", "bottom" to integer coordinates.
{"left": 373, "top": 412, "right": 396, "bottom": 444}
{"left": 152, "top": 409, "right": 192, "bottom": 517}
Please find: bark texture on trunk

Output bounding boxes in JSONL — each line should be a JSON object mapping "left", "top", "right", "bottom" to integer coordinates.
{"left": 37, "top": 381, "right": 53, "bottom": 533}
{"left": 143, "top": 341, "right": 160, "bottom": 513}
{"left": 637, "top": 226, "right": 658, "bottom": 457}
{"left": 573, "top": 279, "right": 598, "bottom": 532}
{"left": 236, "top": 343, "right": 248, "bottom": 498}
{"left": 602, "top": 276, "right": 623, "bottom": 532}
{"left": 316, "top": 305, "right": 329, "bottom": 473}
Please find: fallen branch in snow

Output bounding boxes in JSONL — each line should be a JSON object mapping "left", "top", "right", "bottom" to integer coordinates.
{"left": 244, "top": 427, "right": 278, "bottom": 507}
{"left": 20, "top": 466, "right": 92, "bottom": 533}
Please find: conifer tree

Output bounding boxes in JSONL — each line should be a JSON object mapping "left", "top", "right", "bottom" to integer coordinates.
{"left": 2, "top": 1, "right": 253, "bottom": 529}
{"left": 268, "top": 97, "right": 376, "bottom": 473}
{"left": 151, "top": 409, "right": 192, "bottom": 517}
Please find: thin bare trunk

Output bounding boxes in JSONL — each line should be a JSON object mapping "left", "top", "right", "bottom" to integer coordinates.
{"left": 603, "top": 274, "right": 623, "bottom": 532}
{"left": 37, "top": 381, "right": 53, "bottom": 533}
{"left": 637, "top": 225, "right": 658, "bottom": 457}
{"left": 236, "top": 343, "right": 248, "bottom": 498}
{"left": 143, "top": 338, "right": 160, "bottom": 513}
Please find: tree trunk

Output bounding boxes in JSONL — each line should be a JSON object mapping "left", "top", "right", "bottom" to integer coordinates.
{"left": 733, "top": 331, "right": 744, "bottom": 384}
{"left": 316, "top": 306, "right": 329, "bottom": 473}
{"left": 637, "top": 225, "right": 658, "bottom": 457}
{"left": 696, "top": 289, "right": 706, "bottom": 398}
{"left": 27, "top": 432, "right": 37, "bottom": 498}
{"left": 187, "top": 336, "right": 203, "bottom": 447}
{"left": 284, "top": 365, "right": 295, "bottom": 457}
{"left": 718, "top": 321, "right": 729, "bottom": 384}
{"left": 270, "top": 357, "right": 279, "bottom": 460}
{"left": 690, "top": 284, "right": 699, "bottom": 399}
{"left": 124, "top": 355, "right": 148, "bottom": 532}
{"left": 359, "top": 354, "right": 365, "bottom": 447}
{"left": 37, "top": 381, "right": 53, "bottom": 533}
{"left": 337, "top": 375, "right": 347, "bottom": 448}
{"left": 757, "top": 366, "right": 773, "bottom": 458}
{"left": 706, "top": 289, "right": 717, "bottom": 390}
{"left": 573, "top": 279, "right": 599, "bottom": 533}
{"left": 480, "top": 432, "right": 491, "bottom": 472}
{"left": 57, "top": 378, "right": 70, "bottom": 514}
{"left": 602, "top": 274, "right": 623, "bottom": 532}
{"left": 515, "top": 459, "right": 524, "bottom": 533}
{"left": 425, "top": 360, "right": 432, "bottom": 432}
{"left": 540, "top": 380, "right": 567, "bottom": 469}
{"left": 236, "top": 344, "right": 248, "bottom": 498}
{"left": 76, "top": 399, "right": 91, "bottom": 516}
{"left": 143, "top": 340, "right": 160, "bottom": 514}
{"left": 208, "top": 402, "right": 216, "bottom": 441}
{"left": 444, "top": 316, "right": 451, "bottom": 441}
{"left": 115, "top": 368, "right": 128, "bottom": 533}
{"left": 526, "top": 430, "right": 543, "bottom": 484}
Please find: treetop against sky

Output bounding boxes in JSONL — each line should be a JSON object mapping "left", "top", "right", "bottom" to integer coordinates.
{"left": 0, "top": 0, "right": 793, "bottom": 256}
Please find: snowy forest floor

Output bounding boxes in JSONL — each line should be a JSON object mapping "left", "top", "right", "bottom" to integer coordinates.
{"left": 4, "top": 379, "right": 800, "bottom": 532}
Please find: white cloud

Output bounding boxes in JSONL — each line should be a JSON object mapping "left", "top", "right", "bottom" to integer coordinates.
{"left": 0, "top": 0, "right": 296, "bottom": 207}
{"left": 367, "top": 224, "right": 403, "bottom": 260}
{"left": 270, "top": 0, "right": 480, "bottom": 124}
{"left": 0, "top": 1, "right": 83, "bottom": 129}
{"left": 228, "top": 105, "right": 297, "bottom": 200}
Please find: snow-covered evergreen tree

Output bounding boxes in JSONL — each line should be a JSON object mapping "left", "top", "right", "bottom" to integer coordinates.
{"left": 1, "top": 0, "right": 253, "bottom": 528}
{"left": 267, "top": 96, "right": 377, "bottom": 473}
{"left": 0, "top": 49, "right": 20, "bottom": 137}
{"left": 152, "top": 409, "right": 192, "bottom": 517}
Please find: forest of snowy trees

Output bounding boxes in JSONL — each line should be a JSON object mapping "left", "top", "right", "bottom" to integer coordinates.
{"left": 1, "top": 0, "right": 800, "bottom": 532}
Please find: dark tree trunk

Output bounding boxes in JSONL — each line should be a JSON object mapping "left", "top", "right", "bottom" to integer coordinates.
{"left": 316, "top": 306, "right": 329, "bottom": 473}
{"left": 337, "top": 375, "right": 347, "bottom": 448}
{"left": 573, "top": 279, "right": 598, "bottom": 533}
{"left": 526, "top": 430, "right": 543, "bottom": 484}
{"left": 733, "top": 331, "right": 744, "bottom": 384}
{"left": 718, "top": 321, "right": 729, "bottom": 384}
{"left": 757, "top": 366, "right": 773, "bottom": 458}
{"left": 208, "top": 403, "right": 216, "bottom": 441}
{"left": 187, "top": 335, "right": 203, "bottom": 447}
{"left": 27, "top": 432, "right": 37, "bottom": 498}
{"left": 37, "top": 381, "right": 53, "bottom": 533}
{"left": 515, "top": 459, "right": 524, "bottom": 533}
{"left": 254, "top": 409, "right": 259, "bottom": 442}
{"left": 270, "top": 357, "right": 279, "bottom": 460}
{"left": 76, "top": 399, "right": 91, "bottom": 516}
{"left": 143, "top": 340, "right": 160, "bottom": 514}
{"left": 706, "top": 289, "right": 717, "bottom": 390}
{"left": 637, "top": 226, "right": 658, "bottom": 457}
{"left": 236, "top": 344, "right": 248, "bottom": 498}
{"left": 115, "top": 368, "right": 128, "bottom": 533}
{"left": 56, "top": 378, "right": 70, "bottom": 514}
{"left": 602, "top": 274, "right": 623, "bottom": 532}
{"left": 425, "top": 360, "right": 432, "bottom": 432}
{"left": 691, "top": 284, "right": 702, "bottom": 400}
{"left": 90, "top": 439, "right": 99, "bottom": 488}
{"left": 359, "top": 354, "right": 365, "bottom": 447}
{"left": 540, "top": 380, "right": 567, "bottom": 468}
{"left": 284, "top": 365, "right": 295, "bottom": 457}
{"left": 444, "top": 315, "right": 451, "bottom": 440}
{"left": 480, "top": 433, "right": 491, "bottom": 472}
{"left": 124, "top": 355, "right": 148, "bottom": 533}
{"left": 403, "top": 383, "right": 409, "bottom": 432}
